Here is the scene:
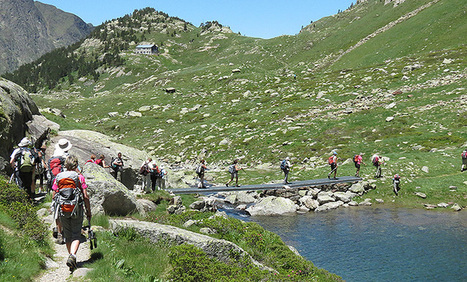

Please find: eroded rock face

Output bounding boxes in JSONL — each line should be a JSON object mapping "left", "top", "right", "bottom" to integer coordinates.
{"left": 82, "top": 162, "right": 141, "bottom": 216}
{"left": 0, "top": 78, "right": 40, "bottom": 172}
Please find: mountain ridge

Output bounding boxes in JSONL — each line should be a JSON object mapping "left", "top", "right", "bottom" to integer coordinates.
{"left": 0, "top": 0, "right": 93, "bottom": 74}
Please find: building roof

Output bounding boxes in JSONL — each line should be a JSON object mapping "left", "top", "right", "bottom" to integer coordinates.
{"left": 136, "top": 44, "right": 156, "bottom": 48}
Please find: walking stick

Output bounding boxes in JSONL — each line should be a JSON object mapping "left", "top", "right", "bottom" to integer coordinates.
{"left": 8, "top": 173, "right": 14, "bottom": 184}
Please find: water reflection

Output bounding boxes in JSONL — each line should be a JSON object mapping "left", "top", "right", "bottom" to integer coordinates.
{"left": 227, "top": 207, "right": 467, "bottom": 282}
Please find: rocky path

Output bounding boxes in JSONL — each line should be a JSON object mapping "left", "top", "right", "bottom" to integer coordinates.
{"left": 35, "top": 215, "right": 93, "bottom": 281}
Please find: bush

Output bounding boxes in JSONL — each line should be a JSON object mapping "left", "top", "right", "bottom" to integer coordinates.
{"left": 0, "top": 176, "right": 47, "bottom": 244}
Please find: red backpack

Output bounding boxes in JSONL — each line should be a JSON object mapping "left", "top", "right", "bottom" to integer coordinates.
{"left": 48, "top": 156, "right": 65, "bottom": 177}
{"left": 328, "top": 156, "right": 335, "bottom": 165}
{"left": 462, "top": 151, "right": 467, "bottom": 159}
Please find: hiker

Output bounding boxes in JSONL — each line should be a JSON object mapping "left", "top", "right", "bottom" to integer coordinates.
{"left": 159, "top": 165, "right": 167, "bottom": 190}
{"left": 95, "top": 154, "right": 109, "bottom": 168}
{"left": 139, "top": 157, "right": 152, "bottom": 193}
{"left": 461, "top": 149, "right": 467, "bottom": 172}
{"left": 85, "top": 154, "right": 97, "bottom": 164}
{"left": 393, "top": 174, "right": 401, "bottom": 196}
{"left": 371, "top": 154, "right": 383, "bottom": 178}
{"left": 226, "top": 159, "right": 242, "bottom": 187}
{"left": 33, "top": 145, "right": 48, "bottom": 194}
{"left": 149, "top": 160, "right": 160, "bottom": 192}
{"left": 196, "top": 159, "right": 208, "bottom": 188}
{"left": 51, "top": 155, "right": 91, "bottom": 273}
{"left": 111, "top": 152, "right": 124, "bottom": 182}
{"left": 9, "top": 137, "right": 37, "bottom": 199}
{"left": 54, "top": 138, "right": 72, "bottom": 157}
{"left": 353, "top": 153, "right": 366, "bottom": 177}
{"left": 327, "top": 151, "right": 338, "bottom": 179}
{"left": 280, "top": 157, "right": 292, "bottom": 184}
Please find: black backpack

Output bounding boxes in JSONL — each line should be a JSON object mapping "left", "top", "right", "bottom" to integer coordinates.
{"left": 280, "top": 160, "right": 287, "bottom": 170}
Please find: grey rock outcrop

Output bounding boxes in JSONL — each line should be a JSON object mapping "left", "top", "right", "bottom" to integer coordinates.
{"left": 110, "top": 219, "right": 274, "bottom": 271}
{"left": 0, "top": 78, "right": 40, "bottom": 172}
{"left": 82, "top": 163, "right": 141, "bottom": 216}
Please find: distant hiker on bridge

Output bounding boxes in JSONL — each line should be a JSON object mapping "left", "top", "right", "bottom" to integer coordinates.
{"left": 353, "top": 153, "right": 366, "bottom": 177}
{"left": 371, "top": 153, "right": 384, "bottom": 178}
{"left": 196, "top": 159, "right": 208, "bottom": 188}
{"left": 111, "top": 152, "right": 124, "bottom": 182}
{"left": 393, "top": 174, "right": 401, "bottom": 196}
{"left": 10, "top": 137, "right": 37, "bottom": 200}
{"left": 327, "top": 151, "right": 338, "bottom": 179}
{"left": 51, "top": 155, "right": 91, "bottom": 273}
{"left": 461, "top": 148, "right": 467, "bottom": 172}
{"left": 226, "top": 159, "right": 242, "bottom": 187}
{"left": 280, "top": 157, "right": 292, "bottom": 184}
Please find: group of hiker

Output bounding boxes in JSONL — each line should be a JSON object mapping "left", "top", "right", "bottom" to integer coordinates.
{"left": 139, "top": 157, "right": 167, "bottom": 193}
{"left": 9, "top": 137, "right": 92, "bottom": 272}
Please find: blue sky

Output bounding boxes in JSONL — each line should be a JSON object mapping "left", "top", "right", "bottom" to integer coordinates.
{"left": 38, "top": 0, "right": 355, "bottom": 39}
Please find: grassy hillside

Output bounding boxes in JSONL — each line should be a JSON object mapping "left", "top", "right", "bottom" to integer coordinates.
{"left": 5, "top": 0, "right": 466, "bottom": 205}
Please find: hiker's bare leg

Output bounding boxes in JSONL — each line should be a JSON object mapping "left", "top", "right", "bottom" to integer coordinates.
{"left": 66, "top": 239, "right": 80, "bottom": 255}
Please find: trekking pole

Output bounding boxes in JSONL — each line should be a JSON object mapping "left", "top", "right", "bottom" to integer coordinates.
{"left": 8, "top": 173, "right": 14, "bottom": 184}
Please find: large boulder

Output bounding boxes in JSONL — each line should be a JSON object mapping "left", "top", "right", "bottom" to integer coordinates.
{"left": 315, "top": 201, "right": 344, "bottom": 212}
{"left": 349, "top": 182, "right": 365, "bottom": 195}
{"left": 299, "top": 196, "right": 319, "bottom": 210}
{"left": 82, "top": 162, "right": 141, "bottom": 216}
{"left": 246, "top": 196, "right": 297, "bottom": 216}
{"left": 234, "top": 191, "right": 257, "bottom": 203}
{"left": 0, "top": 78, "right": 40, "bottom": 172}
{"left": 317, "top": 191, "right": 335, "bottom": 205}
{"left": 26, "top": 114, "right": 60, "bottom": 147}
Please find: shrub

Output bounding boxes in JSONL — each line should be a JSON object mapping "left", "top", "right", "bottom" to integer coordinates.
{"left": 0, "top": 176, "right": 47, "bottom": 244}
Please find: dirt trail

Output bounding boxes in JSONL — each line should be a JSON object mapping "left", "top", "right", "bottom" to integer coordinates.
{"left": 35, "top": 215, "right": 92, "bottom": 281}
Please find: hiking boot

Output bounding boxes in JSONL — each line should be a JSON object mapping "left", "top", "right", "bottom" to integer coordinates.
{"left": 52, "top": 227, "right": 58, "bottom": 239}
{"left": 55, "top": 233, "right": 65, "bottom": 244}
{"left": 225, "top": 183, "right": 229, "bottom": 187}
{"left": 66, "top": 254, "right": 78, "bottom": 272}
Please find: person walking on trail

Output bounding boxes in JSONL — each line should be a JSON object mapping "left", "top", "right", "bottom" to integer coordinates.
{"left": 85, "top": 154, "right": 97, "bottom": 164}
{"left": 95, "top": 154, "right": 109, "bottom": 168}
{"left": 139, "top": 157, "right": 152, "bottom": 193}
{"left": 280, "top": 157, "right": 292, "bottom": 184}
{"left": 196, "top": 159, "right": 208, "bottom": 188}
{"left": 226, "top": 159, "right": 242, "bottom": 187}
{"left": 51, "top": 155, "right": 91, "bottom": 273}
{"left": 34, "top": 145, "right": 47, "bottom": 194}
{"left": 353, "top": 153, "right": 366, "bottom": 177}
{"left": 371, "top": 153, "right": 383, "bottom": 178}
{"left": 159, "top": 165, "right": 167, "bottom": 190}
{"left": 149, "top": 161, "right": 162, "bottom": 192}
{"left": 112, "top": 152, "right": 124, "bottom": 182}
{"left": 10, "top": 137, "right": 37, "bottom": 200}
{"left": 461, "top": 149, "right": 467, "bottom": 172}
{"left": 327, "top": 151, "right": 338, "bottom": 179}
{"left": 393, "top": 174, "right": 401, "bottom": 196}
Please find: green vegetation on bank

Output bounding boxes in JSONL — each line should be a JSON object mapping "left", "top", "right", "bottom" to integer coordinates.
{"left": 0, "top": 176, "right": 52, "bottom": 281}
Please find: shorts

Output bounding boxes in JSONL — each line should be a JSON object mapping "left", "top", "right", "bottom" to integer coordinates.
{"left": 355, "top": 163, "right": 361, "bottom": 169}
{"left": 463, "top": 158, "right": 467, "bottom": 165}
{"left": 60, "top": 213, "right": 84, "bottom": 242}
{"left": 330, "top": 163, "right": 337, "bottom": 170}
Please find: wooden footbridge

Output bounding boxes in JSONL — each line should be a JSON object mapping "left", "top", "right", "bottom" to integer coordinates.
{"left": 169, "top": 176, "right": 362, "bottom": 194}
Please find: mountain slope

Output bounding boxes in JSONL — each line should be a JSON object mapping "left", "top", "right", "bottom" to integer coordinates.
{"left": 0, "top": 0, "right": 93, "bottom": 74}
{"left": 3, "top": 1, "right": 466, "bottom": 204}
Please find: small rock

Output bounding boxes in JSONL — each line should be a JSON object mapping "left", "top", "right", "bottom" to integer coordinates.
{"left": 421, "top": 166, "right": 429, "bottom": 173}
{"left": 451, "top": 203, "right": 462, "bottom": 211}
{"left": 437, "top": 203, "right": 449, "bottom": 208}
{"left": 449, "top": 186, "right": 457, "bottom": 191}
{"left": 415, "top": 192, "right": 427, "bottom": 199}
{"left": 375, "top": 199, "right": 384, "bottom": 203}
{"left": 200, "top": 227, "right": 217, "bottom": 234}
{"left": 386, "top": 116, "right": 394, "bottom": 122}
